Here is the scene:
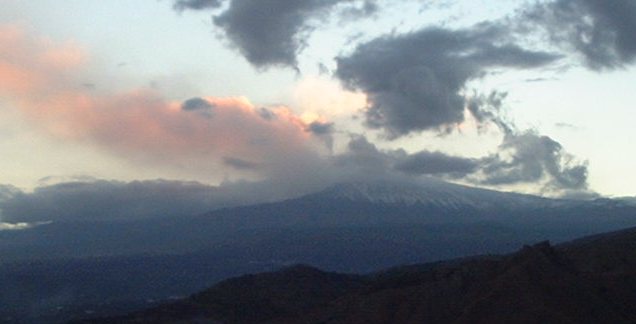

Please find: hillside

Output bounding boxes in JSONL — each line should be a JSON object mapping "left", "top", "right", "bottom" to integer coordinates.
{"left": 83, "top": 227, "right": 636, "bottom": 323}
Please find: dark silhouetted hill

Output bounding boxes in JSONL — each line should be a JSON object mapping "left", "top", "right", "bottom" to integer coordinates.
{"left": 82, "top": 227, "right": 636, "bottom": 323}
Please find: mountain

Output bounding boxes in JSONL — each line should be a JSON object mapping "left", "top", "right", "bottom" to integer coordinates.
{"left": 313, "top": 180, "right": 559, "bottom": 209}
{"left": 81, "top": 226, "right": 636, "bottom": 323}
{"left": 1, "top": 179, "right": 636, "bottom": 322}
{"left": 2, "top": 179, "right": 631, "bottom": 264}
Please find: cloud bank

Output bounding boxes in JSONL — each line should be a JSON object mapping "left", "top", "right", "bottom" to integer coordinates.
{"left": 0, "top": 180, "right": 225, "bottom": 223}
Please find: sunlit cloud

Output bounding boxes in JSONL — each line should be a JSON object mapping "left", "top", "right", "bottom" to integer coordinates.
{"left": 0, "top": 25, "right": 330, "bottom": 180}
{"left": 0, "top": 25, "right": 86, "bottom": 95}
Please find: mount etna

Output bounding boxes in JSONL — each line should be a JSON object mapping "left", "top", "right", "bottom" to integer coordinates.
{"left": 2, "top": 180, "right": 636, "bottom": 323}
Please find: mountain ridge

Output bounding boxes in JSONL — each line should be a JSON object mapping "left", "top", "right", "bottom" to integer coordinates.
{"left": 2, "top": 179, "right": 636, "bottom": 323}
{"left": 81, "top": 226, "right": 636, "bottom": 323}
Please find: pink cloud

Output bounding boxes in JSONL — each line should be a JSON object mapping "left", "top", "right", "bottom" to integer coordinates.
{"left": 0, "top": 25, "right": 85, "bottom": 95}
{"left": 0, "top": 26, "right": 327, "bottom": 178}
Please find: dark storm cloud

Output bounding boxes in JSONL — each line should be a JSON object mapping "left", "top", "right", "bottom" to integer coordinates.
{"left": 212, "top": 0, "right": 339, "bottom": 68}
{"left": 173, "top": 0, "right": 223, "bottom": 11}
{"left": 335, "top": 24, "right": 561, "bottom": 138}
{"left": 478, "top": 131, "right": 589, "bottom": 191}
{"left": 525, "top": 0, "right": 636, "bottom": 70}
{"left": 173, "top": 0, "right": 376, "bottom": 69}
{"left": 395, "top": 151, "right": 479, "bottom": 176}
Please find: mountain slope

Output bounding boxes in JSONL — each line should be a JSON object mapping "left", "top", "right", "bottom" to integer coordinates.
{"left": 2, "top": 179, "right": 636, "bottom": 323}
{"left": 84, "top": 227, "right": 636, "bottom": 323}
{"left": 2, "top": 179, "right": 633, "bottom": 264}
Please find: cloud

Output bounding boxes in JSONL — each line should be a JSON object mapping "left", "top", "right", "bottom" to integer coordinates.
{"left": 0, "top": 174, "right": 346, "bottom": 223}
{"left": 212, "top": 0, "right": 338, "bottom": 68}
{"left": 334, "top": 135, "right": 474, "bottom": 177}
{"left": 22, "top": 92, "right": 320, "bottom": 178}
{"left": 173, "top": 0, "right": 224, "bottom": 11}
{"left": 0, "top": 25, "right": 331, "bottom": 180}
{"left": 524, "top": 0, "right": 636, "bottom": 70}
{"left": 0, "top": 18, "right": 596, "bottom": 207}
{"left": 334, "top": 135, "right": 401, "bottom": 173}
{"left": 477, "top": 131, "right": 589, "bottom": 192}
{"left": 0, "top": 25, "right": 86, "bottom": 96}
{"left": 223, "top": 156, "right": 260, "bottom": 170}
{"left": 0, "top": 184, "right": 20, "bottom": 221}
{"left": 0, "top": 184, "right": 20, "bottom": 203}
{"left": 334, "top": 133, "right": 592, "bottom": 196}
{"left": 181, "top": 97, "right": 216, "bottom": 111}
{"left": 335, "top": 23, "right": 561, "bottom": 138}
{"left": 466, "top": 91, "right": 514, "bottom": 134}
{"left": 0, "top": 180, "right": 228, "bottom": 223}
{"left": 0, "top": 129, "right": 594, "bottom": 225}
{"left": 554, "top": 122, "right": 581, "bottom": 131}
{"left": 307, "top": 120, "right": 335, "bottom": 151}
{"left": 173, "top": 0, "right": 376, "bottom": 69}
{"left": 0, "top": 221, "right": 50, "bottom": 231}
{"left": 339, "top": 0, "right": 378, "bottom": 20}
{"left": 307, "top": 120, "right": 334, "bottom": 135}
{"left": 395, "top": 151, "right": 479, "bottom": 177}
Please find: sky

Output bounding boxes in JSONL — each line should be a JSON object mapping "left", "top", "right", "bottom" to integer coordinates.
{"left": 1, "top": 0, "right": 636, "bottom": 224}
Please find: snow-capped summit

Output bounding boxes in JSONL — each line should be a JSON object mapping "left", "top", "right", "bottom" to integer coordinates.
{"left": 314, "top": 179, "right": 562, "bottom": 211}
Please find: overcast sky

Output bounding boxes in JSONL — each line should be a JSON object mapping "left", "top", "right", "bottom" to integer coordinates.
{"left": 1, "top": 0, "right": 636, "bottom": 218}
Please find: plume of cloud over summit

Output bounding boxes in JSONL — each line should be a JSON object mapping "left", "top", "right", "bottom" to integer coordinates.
{"left": 395, "top": 151, "right": 480, "bottom": 177}
{"left": 335, "top": 24, "right": 561, "bottom": 138}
